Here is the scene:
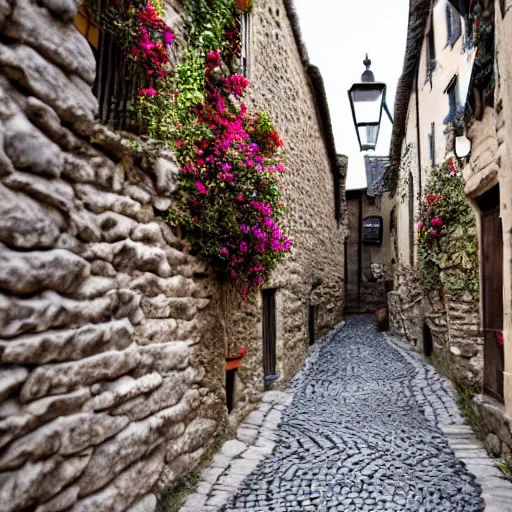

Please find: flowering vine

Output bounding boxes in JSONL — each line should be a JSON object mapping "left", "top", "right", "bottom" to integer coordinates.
{"left": 88, "top": 0, "right": 175, "bottom": 94}
{"left": 89, "top": 0, "right": 291, "bottom": 298}
{"left": 417, "top": 158, "right": 479, "bottom": 297}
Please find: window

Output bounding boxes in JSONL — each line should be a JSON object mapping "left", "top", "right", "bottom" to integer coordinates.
{"left": 446, "top": 4, "right": 462, "bottom": 45}
{"left": 239, "top": 12, "right": 251, "bottom": 76}
{"left": 444, "top": 76, "right": 459, "bottom": 124}
{"left": 75, "top": 5, "right": 99, "bottom": 51}
{"left": 428, "top": 122, "right": 436, "bottom": 166}
{"left": 426, "top": 26, "right": 436, "bottom": 80}
{"left": 262, "top": 289, "right": 277, "bottom": 381}
{"left": 75, "top": 2, "right": 141, "bottom": 131}
{"left": 408, "top": 172, "right": 415, "bottom": 267}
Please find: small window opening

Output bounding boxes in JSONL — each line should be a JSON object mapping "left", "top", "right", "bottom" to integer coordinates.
{"left": 308, "top": 304, "right": 316, "bottom": 345}
{"left": 428, "top": 122, "right": 436, "bottom": 166}
{"left": 446, "top": 4, "right": 462, "bottom": 45}
{"left": 226, "top": 368, "right": 236, "bottom": 413}
{"left": 423, "top": 323, "right": 433, "bottom": 357}
{"left": 262, "top": 289, "right": 277, "bottom": 380}
{"left": 75, "top": 2, "right": 145, "bottom": 132}
{"left": 426, "top": 26, "right": 436, "bottom": 81}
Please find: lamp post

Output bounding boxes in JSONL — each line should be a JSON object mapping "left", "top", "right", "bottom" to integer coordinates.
{"left": 348, "top": 55, "right": 394, "bottom": 152}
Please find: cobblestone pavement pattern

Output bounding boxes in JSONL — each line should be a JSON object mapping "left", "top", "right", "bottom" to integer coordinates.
{"left": 222, "top": 316, "right": 484, "bottom": 512}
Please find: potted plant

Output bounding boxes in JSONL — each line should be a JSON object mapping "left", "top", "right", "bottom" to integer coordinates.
{"left": 225, "top": 346, "right": 248, "bottom": 370}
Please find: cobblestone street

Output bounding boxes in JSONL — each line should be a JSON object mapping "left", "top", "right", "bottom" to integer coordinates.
{"left": 182, "top": 316, "right": 512, "bottom": 512}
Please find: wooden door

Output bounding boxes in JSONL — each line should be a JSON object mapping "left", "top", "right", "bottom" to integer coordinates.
{"left": 480, "top": 187, "right": 504, "bottom": 402}
{"left": 262, "top": 289, "right": 277, "bottom": 378}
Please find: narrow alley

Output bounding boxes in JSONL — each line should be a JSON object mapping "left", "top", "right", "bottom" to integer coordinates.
{"left": 181, "top": 317, "right": 512, "bottom": 512}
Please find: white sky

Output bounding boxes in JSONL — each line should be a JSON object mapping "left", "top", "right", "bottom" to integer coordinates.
{"left": 293, "top": 0, "right": 410, "bottom": 190}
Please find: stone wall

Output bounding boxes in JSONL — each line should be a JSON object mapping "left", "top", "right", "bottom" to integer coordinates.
{"left": 0, "top": 0, "right": 347, "bottom": 510}
{"left": 345, "top": 191, "right": 392, "bottom": 313}
{"left": 222, "top": 0, "right": 346, "bottom": 417}
{"left": 388, "top": 263, "right": 483, "bottom": 385}
{"left": 0, "top": 2, "right": 228, "bottom": 511}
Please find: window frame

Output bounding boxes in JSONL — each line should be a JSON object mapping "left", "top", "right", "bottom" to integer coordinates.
{"left": 239, "top": 12, "right": 251, "bottom": 77}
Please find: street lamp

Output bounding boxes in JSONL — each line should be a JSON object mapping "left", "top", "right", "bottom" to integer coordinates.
{"left": 348, "top": 55, "right": 394, "bottom": 152}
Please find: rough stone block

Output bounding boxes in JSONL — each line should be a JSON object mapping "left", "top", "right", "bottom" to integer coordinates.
{"left": 0, "top": 451, "right": 92, "bottom": 512}
{"left": 129, "top": 273, "right": 196, "bottom": 299}
{"left": 3, "top": 113, "right": 64, "bottom": 177}
{"left": 0, "top": 367, "right": 28, "bottom": 402}
{"left": 4, "top": 171, "right": 75, "bottom": 213}
{"left": 5, "top": 0, "right": 91, "bottom": 81}
{"left": 85, "top": 373, "right": 163, "bottom": 412}
{"left": 75, "top": 184, "right": 141, "bottom": 218}
{"left": 0, "top": 246, "right": 89, "bottom": 295}
{"left": 126, "top": 494, "right": 158, "bottom": 512}
{"left": 112, "top": 240, "right": 172, "bottom": 278}
{"left": 0, "top": 184, "right": 64, "bottom": 249}
{"left": 0, "top": 412, "right": 128, "bottom": 470}
{"left": 72, "top": 448, "right": 164, "bottom": 512}
{"left": 24, "top": 96, "right": 81, "bottom": 153}
{"left": 77, "top": 393, "right": 195, "bottom": 495}
{"left": 21, "top": 349, "right": 140, "bottom": 402}
{"left": 152, "top": 157, "right": 179, "bottom": 195}
{"left": 34, "top": 485, "right": 80, "bottom": 512}
{"left": 0, "top": 43, "right": 97, "bottom": 135}
{"left": 98, "top": 212, "right": 137, "bottom": 243}
{"left": 141, "top": 295, "right": 210, "bottom": 321}
{"left": 1, "top": 319, "right": 133, "bottom": 365}
{"left": 0, "top": 291, "right": 116, "bottom": 339}
{"left": 113, "top": 368, "right": 199, "bottom": 421}
{"left": 165, "top": 417, "right": 217, "bottom": 462}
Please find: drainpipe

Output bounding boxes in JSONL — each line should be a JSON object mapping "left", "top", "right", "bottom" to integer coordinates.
{"left": 414, "top": 68, "right": 423, "bottom": 270}
{"left": 415, "top": 71, "right": 423, "bottom": 213}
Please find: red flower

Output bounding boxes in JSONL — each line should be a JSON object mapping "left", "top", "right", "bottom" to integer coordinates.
{"left": 239, "top": 346, "right": 248, "bottom": 357}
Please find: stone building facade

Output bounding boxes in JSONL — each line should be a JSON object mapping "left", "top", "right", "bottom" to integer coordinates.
{"left": 388, "top": 0, "right": 512, "bottom": 466}
{"left": 0, "top": 1, "right": 346, "bottom": 511}
{"left": 345, "top": 189, "right": 393, "bottom": 313}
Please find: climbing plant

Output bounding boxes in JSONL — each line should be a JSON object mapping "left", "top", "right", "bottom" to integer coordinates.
{"left": 417, "top": 158, "right": 479, "bottom": 297}
{"left": 87, "top": 0, "right": 291, "bottom": 299}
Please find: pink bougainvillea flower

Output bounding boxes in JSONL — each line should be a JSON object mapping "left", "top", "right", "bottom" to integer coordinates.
{"left": 239, "top": 345, "right": 248, "bottom": 357}
{"left": 239, "top": 224, "right": 249, "bottom": 233}
{"left": 139, "top": 87, "right": 158, "bottom": 97}
{"left": 252, "top": 276, "right": 264, "bottom": 286}
{"left": 431, "top": 217, "right": 443, "bottom": 227}
{"left": 219, "top": 247, "right": 229, "bottom": 257}
{"left": 163, "top": 28, "right": 174, "bottom": 46}
{"left": 221, "top": 162, "right": 232, "bottom": 171}
{"left": 236, "top": 193, "right": 245, "bottom": 203}
{"left": 205, "top": 49, "right": 221, "bottom": 69}
{"left": 418, "top": 221, "right": 424, "bottom": 229}
{"left": 195, "top": 181, "right": 208, "bottom": 195}
{"left": 240, "top": 241, "right": 249, "bottom": 253}
{"left": 251, "top": 201, "right": 273, "bottom": 216}
{"left": 176, "top": 139, "right": 184, "bottom": 147}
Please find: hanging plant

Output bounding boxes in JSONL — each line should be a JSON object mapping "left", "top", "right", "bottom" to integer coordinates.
{"left": 86, "top": 0, "right": 175, "bottom": 91}
{"left": 235, "top": 0, "right": 253, "bottom": 13}
{"left": 87, "top": 0, "right": 291, "bottom": 298}
{"left": 417, "top": 158, "right": 479, "bottom": 297}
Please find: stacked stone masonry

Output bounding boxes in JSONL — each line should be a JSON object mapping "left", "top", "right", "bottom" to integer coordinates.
{"left": 388, "top": 265, "right": 483, "bottom": 386}
{"left": 0, "top": 0, "right": 346, "bottom": 510}
{"left": 0, "top": 1, "right": 226, "bottom": 510}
